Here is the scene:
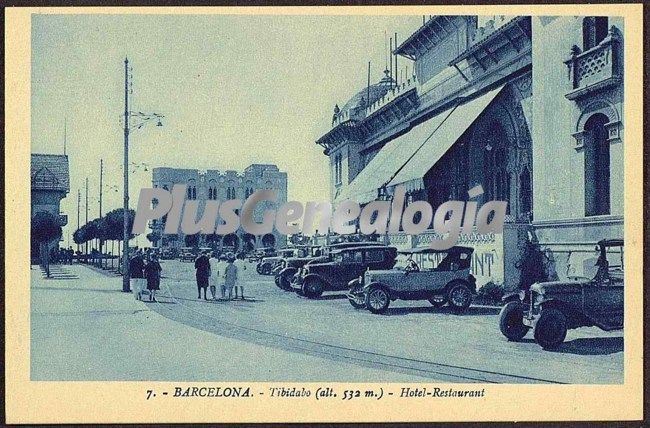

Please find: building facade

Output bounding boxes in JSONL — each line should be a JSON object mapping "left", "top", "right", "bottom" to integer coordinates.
{"left": 530, "top": 16, "right": 624, "bottom": 280}
{"left": 31, "top": 154, "right": 70, "bottom": 256}
{"left": 150, "top": 164, "right": 288, "bottom": 252}
{"left": 317, "top": 15, "right": 624, "bottom": 289}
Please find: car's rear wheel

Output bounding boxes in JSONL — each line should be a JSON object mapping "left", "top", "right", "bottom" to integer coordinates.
{"left": 428, "top": 295, "right": 447, "bottom": 307}
{"left": 365, "top": 285, "right": 390, "bottom": 314}
{"left": 534, "top": 307, "right": 567, "bottom": 349}
{"left": 302, "top": 277, "right": 324, "bottom": 298}
{"left": 447, "top": 281, "right": 472, "bottom": 312}
{"left": 499, "top": 301, "right": 530, "bottom": 341}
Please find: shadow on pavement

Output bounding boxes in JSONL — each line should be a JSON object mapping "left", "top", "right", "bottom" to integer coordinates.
{"left": 315, "top": 294, "right": 348, "bottom": 301}
{"left": 384, "top": 305, "right": 500, "bottom": 316}
{"left": 551, "top": 337, "right": 624, "bottom": 355}
{"left": 33, "top": 286, "right": 124, "bottom": 294}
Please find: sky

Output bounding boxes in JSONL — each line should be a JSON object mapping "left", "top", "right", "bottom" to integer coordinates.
{"left": 31, "top": 13, "right": 423, "bottom": 245}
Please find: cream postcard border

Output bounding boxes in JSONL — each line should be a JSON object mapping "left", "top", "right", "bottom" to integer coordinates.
{"left": 5, "top": 4, "right": 644, "bottom": 423}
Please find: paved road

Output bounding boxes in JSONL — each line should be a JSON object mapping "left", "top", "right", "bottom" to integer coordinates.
{"left": 31, "top": 264, "right": 429, "bottom": 382}
{"left": 145, "top": 259, "right": 623, "bottom": 384}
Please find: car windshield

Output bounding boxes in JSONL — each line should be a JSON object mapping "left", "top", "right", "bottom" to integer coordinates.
{"left": 334, "top": 251, "right": 362, "bottom": 264}
{"left": 593, "top": 244, "right": 624, "bottom": 280}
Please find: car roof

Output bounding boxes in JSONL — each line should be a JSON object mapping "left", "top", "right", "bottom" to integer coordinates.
{"left": 328, "top": 241, "right": 383, "bottom": 249}
{"left": 398, "top": 246, "right": 474, "bottom": 254}
{"left": 330, "top": 245, "right": 395, "bottom": 254}
{"left": 598, "top": 239, "right": 624, "bottom": 247}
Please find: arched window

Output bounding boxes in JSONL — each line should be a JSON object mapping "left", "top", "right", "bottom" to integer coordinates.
{"left": 584, "top": 113, "right": 610, "bottom": 216}
{"left": 334, "top": 153, "right": 343, "bottom": 185}
{"left": 483, "top": 122, "right": 511, "bottom": 214}
{"left": 582, "top": 17, "right": 608, "bottom": 51}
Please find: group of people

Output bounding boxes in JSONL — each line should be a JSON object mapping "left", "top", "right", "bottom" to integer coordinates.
{"left": 130, "top": 249, "right": 162, "bottom": 302}
{"left": 194, "top": 251, "right": 244, "bottom": 301}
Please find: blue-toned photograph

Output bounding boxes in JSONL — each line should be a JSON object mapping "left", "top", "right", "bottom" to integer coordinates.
{"left": 30, "top": 14, "right": 624, "bottom": 384}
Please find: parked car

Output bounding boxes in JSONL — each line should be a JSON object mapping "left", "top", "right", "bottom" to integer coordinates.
{"left": 291, "top": 245, "right": 397, "bottom": 298}
{"left": 178, "top": 247, "right": 195, "bottom": 262}
{"left": 498, "top": 239, "right": 624, "bottom": 349}
{"left": 256, "top": 248, "right": 299, "bottom": 275}
{"left": 347, "top": 246, "right": 476, "bottom": 314}
{"left": 249, "top": 247, "right": 277, "bottom": 263}
{"left": 275, "top": 241, "right": 384, "bottom": 291}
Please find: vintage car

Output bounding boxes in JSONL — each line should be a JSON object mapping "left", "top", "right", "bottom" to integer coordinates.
{"left": 498, "top": 239, "right": 624, "bottom": 349}
{"left": 249, "top": 247, "right": 277, "bottom": 263}
{"left": 275, "top": 241, "right": 384, "bottom": 291}
{"left": 291, "top": 245, "right": 398, "bottom": 298}
{"left": 256, "top": 248, "right": 303, "bottom": 275}
{"left": 347, "top": 246, "right": 476, "bottom": 314}
{"left": 178, "top": 247, "right": 196, "bottom": 262}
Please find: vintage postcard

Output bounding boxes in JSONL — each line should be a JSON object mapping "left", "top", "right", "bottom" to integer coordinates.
{"left": 5, "top": 3, "right": 644, "bottom": 424}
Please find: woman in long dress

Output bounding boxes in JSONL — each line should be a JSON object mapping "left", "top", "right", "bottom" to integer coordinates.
{"left": 208, "top": 252, "right": 222, "bottom": 300}
{"left": 144, "top": 254, "right": 162, "bottom": 302}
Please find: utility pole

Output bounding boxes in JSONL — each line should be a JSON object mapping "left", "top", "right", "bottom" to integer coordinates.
{"left": 122, "top": 57, "right": 131, "bottom": 292}
{"left": 85, "top": 177, "right": 89, "bottom": 255}
{"left": 77, "top": 189, "right": 80, "bottom": 253}
{"left": 99, "top": 159, "right": 104, "bottom": 260}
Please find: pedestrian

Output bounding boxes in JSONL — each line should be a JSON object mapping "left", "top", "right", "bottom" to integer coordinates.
{"left": 144, "top": 253, "right": 162, "bottom": 302}
{"left": 194, "top": 250, "right": 211, "bottom": 300}
{"left": 218, "top": 255, "right": 229, "bottom": 299}
{"left": 234, "top": 254, "right": 247, "bottom": 299}
{"left": 224, "top": 254, "right": 239, "bottom": 300}
{"left": 130, "top": 250, "right": 146, "bottom": 300}
{"left": 208, "top": 251, "right": 221, "bottom": 300}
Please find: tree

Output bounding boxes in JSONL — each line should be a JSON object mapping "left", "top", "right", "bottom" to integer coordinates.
{"left": 31, "top": 211, "right": 62, "bottom": 277}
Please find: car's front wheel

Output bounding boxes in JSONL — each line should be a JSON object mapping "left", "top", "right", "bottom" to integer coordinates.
{"left": 365, "top": 285, "right": 390, "bottom": 314}
{"left": 533, "top": 307, "right": 567, "bottom": 349}
{"left": 446, "top": 281, "right": 473, "bottom": 312}
{"left": 348, "top": 282, "right": 366, "bottom": 309}
{"left": 279, "top": 269, "right": 296, "bottom": 291}
{"left": 499, "top": 301, "right": 530, "bottom": 341}
{"left": 302, "top": 277, "right": 324, "bottom": 298}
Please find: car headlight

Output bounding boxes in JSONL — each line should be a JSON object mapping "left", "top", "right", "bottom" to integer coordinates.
{"left": 518, "top": 290, "right": 526, "bottom": 300}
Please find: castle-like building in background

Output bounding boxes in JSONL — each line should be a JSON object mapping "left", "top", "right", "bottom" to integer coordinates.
{"left": 317, "top": 15, "right": 624, "bottom": 290}
{"left": 150, "top": 164, "right": 287, "bottom": 252}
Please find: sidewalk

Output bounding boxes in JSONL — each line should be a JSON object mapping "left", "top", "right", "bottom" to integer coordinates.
{"left": 31, "top": 264, "right": 426, "bottom": 381}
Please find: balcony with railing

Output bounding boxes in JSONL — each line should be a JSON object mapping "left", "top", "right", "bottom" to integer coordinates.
{"left": 564, "top": 26, "right": 622, "bottom": 101}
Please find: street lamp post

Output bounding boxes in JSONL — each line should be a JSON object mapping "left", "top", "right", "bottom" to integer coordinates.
{"left": 121, "top": 57, "right": 164, "bottom": 293}
{"left": 122, "top": 58, "right": 130, "bottom": 292}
